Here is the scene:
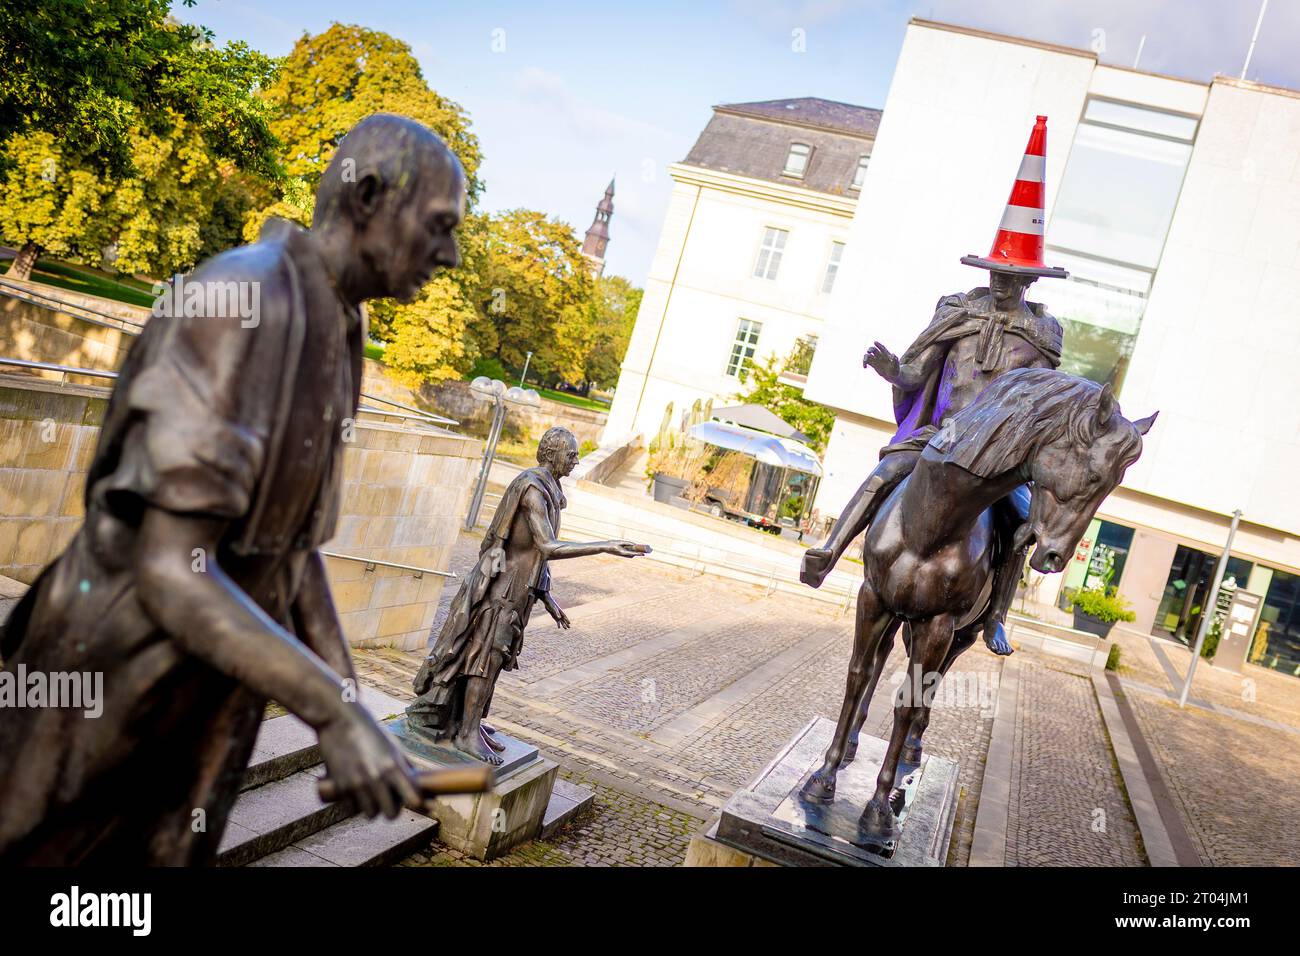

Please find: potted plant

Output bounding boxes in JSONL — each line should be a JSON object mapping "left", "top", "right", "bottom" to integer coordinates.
{"left": 1067, "top": 586, "right": 1136, "bottom": 638}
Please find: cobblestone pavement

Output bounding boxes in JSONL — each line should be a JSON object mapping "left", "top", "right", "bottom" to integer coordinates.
{"left": 1007, "top": 652, "right": 1144, "bottom": 866}
{"left": 1123, "top": 685, "right": 1300, "bottom": 865}
{"left": 351, "top": 529, "right": 1204, "bottom": 868}
{"left": 1108, "top": 627, "right": 1300, "bottom": 730}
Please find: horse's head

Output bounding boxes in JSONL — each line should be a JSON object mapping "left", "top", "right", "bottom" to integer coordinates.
{"left": 1020, "top": 383, "right": 1156, "bottom": 574}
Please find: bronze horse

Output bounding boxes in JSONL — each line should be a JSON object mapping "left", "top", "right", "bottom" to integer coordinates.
{"left": 800, "top": 367, "right": 1156, "bottom": 845}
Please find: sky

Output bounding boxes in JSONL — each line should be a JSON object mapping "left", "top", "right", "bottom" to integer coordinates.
{"left": 180, "top": 0, "right": 1300, "bottom": 286}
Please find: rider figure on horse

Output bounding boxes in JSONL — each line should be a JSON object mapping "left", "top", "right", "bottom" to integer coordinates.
{"left": 800, "top": 118, "right": 1069, "bottom": 659}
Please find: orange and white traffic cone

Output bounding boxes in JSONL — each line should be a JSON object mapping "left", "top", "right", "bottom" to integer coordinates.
{"left": 961, "top": 115, "right": 1068, "bottom": 279}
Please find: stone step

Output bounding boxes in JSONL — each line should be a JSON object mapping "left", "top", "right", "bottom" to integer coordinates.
{"left": 540, "top": 777, "right": 595, "bottom": 840}
{"left": 217, "top": 767, "right": 352, "bottom": 867}
{"left": 242, "top": 686, "right": 412, "bottom": 791}
{"left": 248, "top": 809, "right": 438, "bottom": 867}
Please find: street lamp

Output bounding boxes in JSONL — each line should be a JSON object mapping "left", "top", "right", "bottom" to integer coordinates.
{"left": 463, "top": 376, "right": 541, "bottom": 529}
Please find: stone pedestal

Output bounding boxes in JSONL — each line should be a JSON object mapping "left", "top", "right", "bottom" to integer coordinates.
{"left": 696, "top": 717, "right": 958, "bottom": 867}
{"left": 388, "top": 717, "right": 558, "bottom": 861}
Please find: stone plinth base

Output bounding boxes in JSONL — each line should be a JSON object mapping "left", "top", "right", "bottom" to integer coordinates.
{"left": 700, "top": 717, "right": 958, "bottom": 867}
{"left": 388, "top": 717, "right": 557, "bottom": 860}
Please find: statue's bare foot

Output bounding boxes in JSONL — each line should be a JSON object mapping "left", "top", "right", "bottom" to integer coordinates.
{"left": 983, "top": 621, "right": 1015, "bottom": 656}
{"left": 480, "top": 725, "right": 506, "bottom": 753}
{"left": 800, "top": 548, "right": 834, "bottom": 588}
{"left": 800, "top": 767, "right": 837, "bottom": 804}
{"left": 453, "top": 731, "right": 503, "bottom": 766}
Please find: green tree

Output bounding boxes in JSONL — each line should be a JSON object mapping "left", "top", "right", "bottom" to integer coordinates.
{"left": 258, "top": 24, "right": 486, "bottom": 384}
{"left": 480, "top": 209, "right": 595, "bottom": 384}
{"left": 0, "top": 1, "right": 278, "bottom": 179}
{"left": 262, "top": 23, "right": 481, "bottom": 199}
{"left": 0, "top": 115, "right": 234, "bottom": 280}
{"left": 584, "top": 274, "right": 642, "bottom": 390}
{"left": 737, "top": 339, "right": 836, "bottom": 452}
{"left": 0, "top": 4, "right": 279, "bottom": 280}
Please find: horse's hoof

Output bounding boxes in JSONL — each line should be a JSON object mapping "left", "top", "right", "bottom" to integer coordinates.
{"left": 800, "top": 771, "right": 837, "bottom": 804}
{"left": 858, "top": 797, "right": 901, "bottom": 845}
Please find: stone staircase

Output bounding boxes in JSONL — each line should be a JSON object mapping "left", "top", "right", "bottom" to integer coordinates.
{"left": 220, "top": 686, "right": 592, "bottom": 867}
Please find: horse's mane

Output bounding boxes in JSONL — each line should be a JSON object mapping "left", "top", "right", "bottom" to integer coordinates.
{"left": 932, "top": 368, "right": 1142, "bottom": 478}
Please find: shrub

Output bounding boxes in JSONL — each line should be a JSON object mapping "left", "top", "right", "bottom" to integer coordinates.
{"left": 1068, "top": 586, "right": 1137, "bottom": 625}
{"left": 1105, "top": 643, "right": 1122, "bottom": 671}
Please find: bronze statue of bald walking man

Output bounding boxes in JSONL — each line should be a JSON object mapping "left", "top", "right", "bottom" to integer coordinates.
{"left": 0, "top": 115, "right": 465, "bottom": 865}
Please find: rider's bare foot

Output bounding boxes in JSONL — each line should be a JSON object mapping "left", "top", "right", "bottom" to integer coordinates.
{"left": 453, "top": 730, "right": 503, "bottom": 766}
{"left": 800, "top": 548, "right": 833, "bottom": 588}
{"left": 480, "top": 725, "right": 506, "bottom": 753}
{"left": 983, "top": 621, "right": 1015, "bottom": 656}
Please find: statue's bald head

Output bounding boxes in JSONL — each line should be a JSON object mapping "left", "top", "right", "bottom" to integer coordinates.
{"left": 312, "top": 114, "right": 467, "bottom": 303}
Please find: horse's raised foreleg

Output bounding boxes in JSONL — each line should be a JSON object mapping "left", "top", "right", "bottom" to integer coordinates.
{"left": 861, "top": 613, "right": 955, "bottom": 842}
{"left": 899, "top": 623, "right": 979, "bottom": 772}
{"left": 800, "top": 582, "right": 895, "bottom": 804}
{"left": 841, "top": 617, "right": 904, "bottom": 766}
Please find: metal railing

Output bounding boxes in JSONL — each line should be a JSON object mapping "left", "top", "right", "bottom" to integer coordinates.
{"left": 318, "top": 550, "right": 456, "bottom": 579}
{"left": 0, "top": 355, "right": 118, "bottom": 385}
{"left": 356, "top": 392, "right": 457, "bottom": 427}
{"left": 0, "top": 276, "right": 148, "bottom": 336}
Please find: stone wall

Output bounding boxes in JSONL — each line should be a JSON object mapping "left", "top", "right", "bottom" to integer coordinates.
{"left": 0, "top": 374, "right": 481, "bottom": 651}
{"left": 324, "top": 422, "right": 480, "bottom": 651}
{"left": 0, "top": 291, "right": 138, "bottom": 380}
{"left": 425, "top": 379, "right": 608, "bottom": 447}
{"left": 0, "top": 377, "right": 103, "bottom": 584}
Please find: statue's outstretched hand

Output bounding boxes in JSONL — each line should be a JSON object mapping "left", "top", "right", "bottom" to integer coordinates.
{"left": 608, "top": 541, "right": 652, "bottom": 559}
{"left": 317, "top": 708, "right": 421, "bottom": 819}
{"left": 864, "top": 342, "right": 900, "bottom": 383}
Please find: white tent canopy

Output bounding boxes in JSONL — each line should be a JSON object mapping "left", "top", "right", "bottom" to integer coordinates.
{"left": 688, "top": 420, "right": 823, "bottom": 476}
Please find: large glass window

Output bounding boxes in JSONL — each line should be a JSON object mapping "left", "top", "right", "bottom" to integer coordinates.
{"left": 1257, "top": 570, "right": 1300, "bottom": 676}
{"left": 753, "top": 227, "right": 787, "bottom": 280}
{"left": 1038, "top": 97, "right": 1197, "bottom": 392}
{"left": 726, "top": 318, "right": 762, "bottom": 377}
{"left": 1152, "top": 544, "right": 1253, "bottom": 645}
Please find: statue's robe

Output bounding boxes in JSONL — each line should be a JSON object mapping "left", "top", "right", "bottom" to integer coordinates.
{"left": 408, "top": 467, "right": 564, "bottom": 738}
{"left": 885, "top": 287, "right": 1063, "bottom": 455}
{"left": 0, "top": 221, "right": 362, "bottom": 865}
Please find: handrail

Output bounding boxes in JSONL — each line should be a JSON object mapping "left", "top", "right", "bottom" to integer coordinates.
{"left": 359, "top": 391, "right": 458, "bottom": 426}
{"left": 0, "top": 355, "right": 118, "bottom": 384}
{"left": 0, "top": 276, "right": 148, "bottom": 335}
{"left": 318, "top": 549, "right": 457, "bottom": 579}
{"left": 356, "top": 405, "right": 454, "bottom": 431}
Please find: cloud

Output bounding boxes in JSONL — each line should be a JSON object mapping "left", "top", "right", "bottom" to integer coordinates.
{"left": 512, "top": 67, "right": 676, "bottom": 146}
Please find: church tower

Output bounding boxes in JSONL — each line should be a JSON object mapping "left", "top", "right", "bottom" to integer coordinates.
{"left": 581, "top": 178, "right": 614, "bottom": 275}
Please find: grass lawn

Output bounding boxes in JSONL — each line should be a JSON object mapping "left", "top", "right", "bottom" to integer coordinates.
{"left": 530, "top": 386, "right": 611, "bottom": 412}
{"left": 1, "top": 257, "right": 157, "bottom": 309}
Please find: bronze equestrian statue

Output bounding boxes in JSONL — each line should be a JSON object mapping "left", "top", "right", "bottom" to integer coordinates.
{"left": 799, "top": 368, "right": 1156, "bottom": 846}
{"left": 0, "top": 115, "right": 467, "bottom": 865}
{"left": 409, "top": 426, "right": 651, "bottom": 764}
{"left": 802, "top": 114, "right": 1070, "bottom": 660}
{"left": 801, "top": 268, "right": 1064, "bottom": 657}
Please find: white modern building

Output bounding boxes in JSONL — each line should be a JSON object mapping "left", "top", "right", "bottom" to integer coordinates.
{"left": 603, "top": 97, "right": 879, "bottom": 443}
{"left": 805, "top": 19, "right": 1300, "bottom": 673}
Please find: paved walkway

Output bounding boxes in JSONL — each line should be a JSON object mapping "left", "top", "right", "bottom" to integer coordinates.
{"left": 354, "top": 530, "right": 1300, "bottom": 867}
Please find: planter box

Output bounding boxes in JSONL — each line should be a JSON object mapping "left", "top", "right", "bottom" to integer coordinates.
{"left": 1072, "top": 608, "right": 1116, "bottom": 639}
{"left": 652, "top": 472, "right": 690, "bottom": 504}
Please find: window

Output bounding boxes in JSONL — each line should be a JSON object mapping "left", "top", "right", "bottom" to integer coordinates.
{"left": 822, "top": 242, "right": 845, "bottom": 293}
{"left": 783, "top": 143, "right": 811, "bottom": 178}
{"left": 1037, "top": 97, "right": 1198, "bottom": 392}
{"left": 726, "top": 319, "right": 762, "bottom": 377}
{"left": 753, "top": 227, "right": 787, "bottom": 280}
{"left": 851, "top": 153, "right": 870, "bottom": 189}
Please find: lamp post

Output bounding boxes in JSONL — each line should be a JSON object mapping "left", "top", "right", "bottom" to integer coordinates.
{"left": 519, "top": 351, "right": 533, "bottom": 388}
{"left": 1179, "top": 508, "right": 1243, "bottom": 708}
{"left": 463, "top": 376, "right": 541, "bottom": 530}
